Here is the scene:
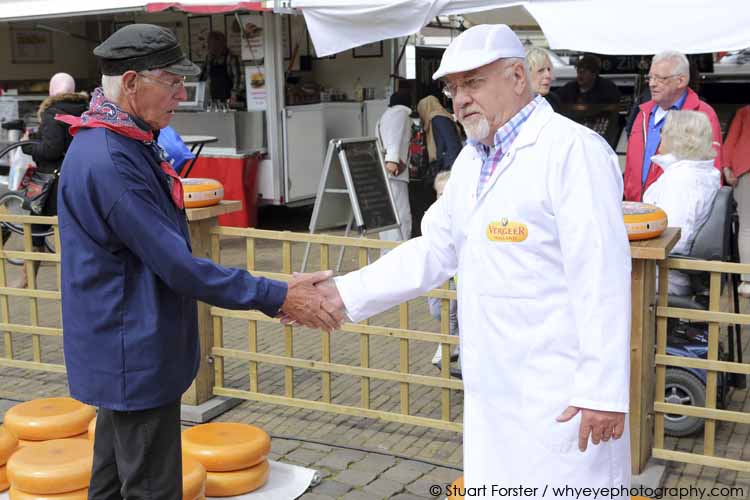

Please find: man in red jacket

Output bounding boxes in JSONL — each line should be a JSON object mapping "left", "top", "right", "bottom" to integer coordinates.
{"left": 624, "top": 51, "right": 723, "bottom": 201}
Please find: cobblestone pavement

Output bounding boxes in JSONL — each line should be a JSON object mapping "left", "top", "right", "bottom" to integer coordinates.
{"left": 2, "top": 232, "right": 750, "bottom": 499}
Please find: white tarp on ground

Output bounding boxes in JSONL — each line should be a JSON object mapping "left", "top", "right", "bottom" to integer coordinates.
{"left": 0, "top": 0, "right": 147, "bottom": 21}
{"left": 294, "top": 0, "right": 750, "bottom": 57}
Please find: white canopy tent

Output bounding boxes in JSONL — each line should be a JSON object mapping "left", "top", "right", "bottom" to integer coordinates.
{"left": 290, "top": 0, "right": 750, "bottom": 57}
{"left": 0, "top": 1, "right": 266, "bottom": 21}
{"left": 0, "top": 0, "right": 147, "bottom": 21}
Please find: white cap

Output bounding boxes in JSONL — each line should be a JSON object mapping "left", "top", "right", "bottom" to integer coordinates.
{"left": 432, "top": 24, "right": 525, "bottom": 80}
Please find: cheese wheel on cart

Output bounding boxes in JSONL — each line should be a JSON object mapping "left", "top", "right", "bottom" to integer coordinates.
{"left": 622, "top": 201, "right": 668, "bottom": 241}
{"left": 0, "top": 426, "right": 18, "bottom": 466}
{"left": 8, "top": 487, "right": 88, "bottom": 499}
{"left": 4, "top": 398, "right": 96, "bottom": 441}
{"left": 182, "top": 456, "right": 207, "bottom": 500}
{"left": 6, "top": 439, "right": 93, "bottom": 495}
{"left": 182, "top": 178, "right": 224, "bottom": 209}
{"left": 182, "top": 423, "right": 270, "bottom": 472}
{"left": 205, "top": 460, "right": 269, "bottom": 497}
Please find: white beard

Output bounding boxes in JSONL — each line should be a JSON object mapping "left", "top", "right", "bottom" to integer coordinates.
{"left": 462, "top": 114, "right": 491, "bottom": 142}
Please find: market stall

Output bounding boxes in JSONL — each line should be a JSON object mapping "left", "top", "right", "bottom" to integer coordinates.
{"left": 0, "top": 1, "right": 397, "bottom": 222}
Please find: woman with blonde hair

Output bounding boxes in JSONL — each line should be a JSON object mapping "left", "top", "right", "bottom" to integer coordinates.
{"left": 643, "top": 110, "right": 721, "bottom": 294}
{"left": 525, "top": 47, "right": 560, "bottom": 110}
{"left": 416, "top": 95, "right": 462, "bottom": 180}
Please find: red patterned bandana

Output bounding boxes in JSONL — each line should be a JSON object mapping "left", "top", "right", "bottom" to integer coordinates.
{"left": 57, "top": 88, "right": 184, "bottom": 209}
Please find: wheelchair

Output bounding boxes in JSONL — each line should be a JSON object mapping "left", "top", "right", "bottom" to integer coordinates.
{"left": 663, "top": 186, "right": 745, "bottom": 436}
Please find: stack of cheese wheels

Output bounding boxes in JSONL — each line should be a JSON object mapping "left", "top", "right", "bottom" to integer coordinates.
{"left": 6, "top": 438, "right": 92, "bottom": 498}
{"left": 0, "top": 426, "right": 19, "bottom": 492}
{"left": 622, "top": 201, "right": 668, "bottom": 241}
{"left": 448, "top": 475, "right": 464, "bottom": 500}
{"left": 4, "top": 398, "right": 95, "bottom": 446}
{"left": 182, "top": 423, "right": 270, "bottom": 497}
{"left": 182, "top": 178, "right": 224, "bottom": 209}
{"left": 182, "top": 456, "right": 207, "bottom": 500}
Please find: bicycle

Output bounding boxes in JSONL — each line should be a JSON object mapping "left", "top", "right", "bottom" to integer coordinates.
{"left": 0, "top": 138, "right": 56, "bottom": 265}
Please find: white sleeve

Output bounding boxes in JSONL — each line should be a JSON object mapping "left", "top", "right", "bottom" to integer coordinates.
{"left": 335, "top": 177, "right": 458, "bottom": 322}
{"left": 379, "top": 108, "right": 411, "bottom": 164}
{"left": 548, "top": 131, "right": 631, "bottom": 413}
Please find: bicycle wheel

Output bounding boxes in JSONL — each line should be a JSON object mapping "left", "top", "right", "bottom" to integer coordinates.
{"left": 0, "top": 191, "right": 55, "bottom": 265}
{"left": 0, "top": 191, "right": 29, "bottom": 235}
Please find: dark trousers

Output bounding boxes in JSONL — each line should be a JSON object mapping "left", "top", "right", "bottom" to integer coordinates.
{"left": 89, "top": 399, "right": 182, "bottom": 500}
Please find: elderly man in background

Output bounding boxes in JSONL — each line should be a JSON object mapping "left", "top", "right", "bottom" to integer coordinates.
{"left": 57, "top": 24, "right": 341, "bottom": 498}
{"left": 624, "top": 50, "right": 723, "bottom": 201}
{"left": 312, "top": 24, "right": 632, "bottom": 498}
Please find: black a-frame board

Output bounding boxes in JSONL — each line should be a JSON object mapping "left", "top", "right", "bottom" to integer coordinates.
{"left": 301, "top": 137, "right": 402, "bottom": 271}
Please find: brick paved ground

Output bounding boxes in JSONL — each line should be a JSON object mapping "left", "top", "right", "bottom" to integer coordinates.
{"left": 1, "top": 230, "right": 750, "bottom": 499}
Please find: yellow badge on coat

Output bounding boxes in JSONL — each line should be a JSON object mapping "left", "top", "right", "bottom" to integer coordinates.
{"left": 486, "top": 219, "right": 528, "bottom": 243}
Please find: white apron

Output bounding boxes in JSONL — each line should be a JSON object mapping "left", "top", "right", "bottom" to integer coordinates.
{"left": 336, "top": 100, "right": 632, "bottom": 498}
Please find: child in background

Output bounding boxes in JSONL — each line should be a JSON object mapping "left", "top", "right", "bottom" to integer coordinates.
{"left": 428, "top": 171, "right": 459, "bottom": 367}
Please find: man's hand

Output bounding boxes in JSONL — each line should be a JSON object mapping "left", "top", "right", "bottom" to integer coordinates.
{"left": 385, "top": 161, "right": 400, "bottom": 176}
{"left": 279, "top": 270, "right": 344, "bottom": 332}
{"left": 314, "top": 278, "right": 345, "bottom": 311}
{"left": 556, "top": 406, "right": 626, "bottom": 452}
{"left": 724, "top": 167, "right": 738, "bottom": 187}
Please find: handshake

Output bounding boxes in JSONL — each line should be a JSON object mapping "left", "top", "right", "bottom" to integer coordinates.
{"left": 277, "top": 270, "right": 346, "bottom": 332}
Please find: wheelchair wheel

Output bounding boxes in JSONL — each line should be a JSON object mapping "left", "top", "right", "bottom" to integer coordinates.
{"left": 0, "top": 191, "right": 55, "bottom": 266}
{"left": 664, "top": 368, "right": 706, "bottom": 437}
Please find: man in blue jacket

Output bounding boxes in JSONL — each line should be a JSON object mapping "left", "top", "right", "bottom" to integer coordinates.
{"left": 57, "top": 24, "right": 341, "bottom": 498}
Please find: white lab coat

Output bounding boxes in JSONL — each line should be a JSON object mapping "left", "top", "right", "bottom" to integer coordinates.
{"left": 643, "top": 153, "right": 721, "bottom": 295}
{"left": 377, "top": 104, "right": 412, "bottom": 241}
{"left": 336, "top": 100, "right": 632, "bottom": 498}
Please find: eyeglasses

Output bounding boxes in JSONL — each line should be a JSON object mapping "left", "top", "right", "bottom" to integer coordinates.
{"left": 645, "top": 74, "right": 681, "bottom": 84}
{"left": 442, "top": 74, "right": 491, "bottom": 100}
{"left": 138, "top": 72, "right": 186, "bottom": 93}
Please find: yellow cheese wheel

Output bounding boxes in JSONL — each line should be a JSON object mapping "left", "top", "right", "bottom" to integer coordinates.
{"left": 17, "top": 433, "right": 87, "bottom": 449}
{"left": 182, "top": 456, "right": 206, "bottom": 500}
{"left": 205, "top": 460, "right": 269, "bottom": 497}
{"left": 448, "top": 475, "right": 463, "bottom": 500}
{"left": 1, "top": 464, "right": 8, "bottom": 492}
{"left": 8, "top": 487, "right": 88, "bottom": 499}
{"left": 6, "top": 439, "right": 93, "bottom": 494}
{"left": 182, "top": 178, "right": 224, "bottom": 209}
{"left": 622, "top": 201, "right": 668, "bottom": 241}
{"left": 87, "top": 418, "right": 96, "bottom": 442}
{"left": 182, "top": 423, "right": 270, "bottom": 472}
{"left": 0, "top": 426, "right": 18, "bottom": 466}
{"left": 4, "top": 398, "right": 96, "bottom": 441}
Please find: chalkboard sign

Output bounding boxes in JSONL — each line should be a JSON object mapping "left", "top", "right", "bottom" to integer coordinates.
{"left": 302, "top": 137, "right": 401, "bottom": 271}
{"left": 338, "top": 139, "right": 398, "bottom": 233}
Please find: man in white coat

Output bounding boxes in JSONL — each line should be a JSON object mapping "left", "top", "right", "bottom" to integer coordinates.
{"left": 314, "top": 25, "right": 632, "bottom": 498}
{"left": 377, "top": 91, "right": 413, "bottom": 242}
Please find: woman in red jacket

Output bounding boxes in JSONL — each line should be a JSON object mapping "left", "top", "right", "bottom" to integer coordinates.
{"left": 724, "top": 106, "right": 750, "bottom": 296}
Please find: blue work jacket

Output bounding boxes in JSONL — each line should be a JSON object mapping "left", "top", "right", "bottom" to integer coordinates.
{"left": 58, "top": 127, "right": 287, "bottom": 411}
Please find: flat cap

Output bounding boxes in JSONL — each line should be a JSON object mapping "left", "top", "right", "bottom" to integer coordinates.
{"left": 94, "top": 23, "right": 200, "bottom": 76}
{"left": 432, "top": 24, "right": 525, "bottom": 80}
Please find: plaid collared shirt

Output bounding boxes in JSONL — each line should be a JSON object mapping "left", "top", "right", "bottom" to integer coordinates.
{"left": 470, "top": 95, "right": 543, "bottom": 197}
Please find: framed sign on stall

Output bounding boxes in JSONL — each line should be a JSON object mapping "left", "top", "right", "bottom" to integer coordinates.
{"left": 352, "top": 41, "right": 383, "bottom": 58}
{"left": 10, "top": 29, "right": 53, "bottom": 64}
